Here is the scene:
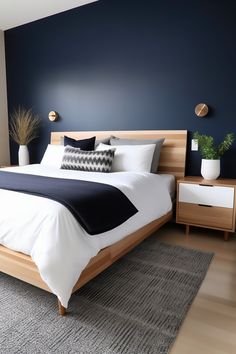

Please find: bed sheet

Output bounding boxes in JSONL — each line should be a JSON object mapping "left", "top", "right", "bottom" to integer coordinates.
{"left": 158, "top": 174, "right": 176, "bottom": 200}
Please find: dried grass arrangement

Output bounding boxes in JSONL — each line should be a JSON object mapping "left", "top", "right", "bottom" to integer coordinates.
{"left": 10, "top": 107, "right": 41, "bottom": 145}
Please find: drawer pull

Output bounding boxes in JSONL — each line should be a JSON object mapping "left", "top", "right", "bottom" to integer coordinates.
{"left": 199, "top": 183, "right": 213, "bottom": 187}
{"left": 198, "top": 204, "right": 212, "bottom": 207}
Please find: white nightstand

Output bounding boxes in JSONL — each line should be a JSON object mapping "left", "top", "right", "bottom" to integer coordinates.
{"left": 176, "top": 176, "right": 236, "bottom": 240}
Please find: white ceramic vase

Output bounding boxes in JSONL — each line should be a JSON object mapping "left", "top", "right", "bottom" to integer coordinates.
{"left": 18, "top": 145, "right": 29, "bottom": 166}
{"left": 201, "top": 159, "right": 220, "bottom": 180}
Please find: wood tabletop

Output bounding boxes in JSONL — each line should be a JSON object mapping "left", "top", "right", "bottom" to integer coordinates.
{"left": 178, "top": 176, "right": 236, "bottom": 186}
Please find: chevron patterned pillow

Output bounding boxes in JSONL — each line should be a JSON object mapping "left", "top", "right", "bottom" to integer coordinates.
{"left": 61, "top": 146, "right": 115, "bottom": 172}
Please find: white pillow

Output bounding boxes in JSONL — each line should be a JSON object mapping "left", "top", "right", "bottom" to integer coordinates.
{"left": 41, "top": 144, "right": 66, "bottom": 168}
{"left": 96, "top": 143, "right": 155, "bottom": 172}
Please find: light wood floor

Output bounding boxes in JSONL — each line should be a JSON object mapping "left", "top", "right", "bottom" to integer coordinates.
{"left": 155, "top": 222, "right": 236, "bottom": 354}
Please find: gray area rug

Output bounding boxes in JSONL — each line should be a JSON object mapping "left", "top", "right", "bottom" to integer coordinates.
{"left": 0, "top": 237, "right": 213, "bottom": 354}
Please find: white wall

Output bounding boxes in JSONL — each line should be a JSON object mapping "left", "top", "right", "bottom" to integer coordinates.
{"left": 0, "top": 30, "right": 10, "bottom": 165}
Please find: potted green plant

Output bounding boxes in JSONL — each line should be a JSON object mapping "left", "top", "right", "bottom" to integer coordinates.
{"left": 9, "top": 107, "right": 41, "bottom": 166}
{"left": 193, "top": 132, "right": 234, "bottom": 180}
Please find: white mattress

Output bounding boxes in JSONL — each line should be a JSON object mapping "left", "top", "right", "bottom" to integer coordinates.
{"left": 0, "top": 165, "right": 172, "bottom": 307}
{"left": 158, "top": 174, "right": 176, "bottom": 200}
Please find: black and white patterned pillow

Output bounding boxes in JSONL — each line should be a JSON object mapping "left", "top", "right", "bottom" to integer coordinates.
{"left": 61, "top": 146, "right": 115, "bottom": 172}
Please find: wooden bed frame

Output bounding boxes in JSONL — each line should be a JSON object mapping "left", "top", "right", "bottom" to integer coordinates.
{"left": 0, "top": 130, "right": 187, "bottom": 315}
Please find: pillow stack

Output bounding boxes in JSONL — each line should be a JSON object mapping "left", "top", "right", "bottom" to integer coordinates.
{"left": 110, "top": 137, "right": 164, "bottom": 173}
{"left": 41, "top": 134, "right": 164, "bottom": 173}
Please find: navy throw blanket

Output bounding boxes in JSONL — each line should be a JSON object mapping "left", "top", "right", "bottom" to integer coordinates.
{"left": 0, "top": 171, "right": 138, "bottom": 235}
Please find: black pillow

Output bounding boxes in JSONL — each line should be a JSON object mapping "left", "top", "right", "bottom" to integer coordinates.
{"left": 64, "top": 136, "right": 95, "bottom": 151}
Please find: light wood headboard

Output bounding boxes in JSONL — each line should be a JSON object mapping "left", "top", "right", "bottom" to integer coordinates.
{"left": 51, "top": 130, "right": 187, "bottom": 179}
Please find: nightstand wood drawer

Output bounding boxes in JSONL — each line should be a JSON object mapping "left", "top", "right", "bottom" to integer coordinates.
{"left": 179, "top": 183, "right": 234, "bottom": 208}
{"left": 178, "top": 202, "right": 234, "bottom": 230}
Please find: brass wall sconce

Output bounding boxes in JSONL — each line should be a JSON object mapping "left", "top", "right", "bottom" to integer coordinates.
{"left": 195, "top": 103, "right": 209, "bottom": 117}
{"left": 48, "top": 111, "right": 58, "bottom": 122}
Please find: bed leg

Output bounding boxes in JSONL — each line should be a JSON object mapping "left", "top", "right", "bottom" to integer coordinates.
{"left": 58, "top": 299, "right": 66, "bottom": 316}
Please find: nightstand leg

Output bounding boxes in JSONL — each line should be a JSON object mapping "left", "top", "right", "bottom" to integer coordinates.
{"left": 186, "top": 225, "right": 190, "bottom": 235}
{"left": 224, "top": 231, "right": 229, "bottom": 241}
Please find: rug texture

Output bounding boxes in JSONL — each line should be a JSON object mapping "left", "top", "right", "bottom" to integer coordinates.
{"left": 0, "top": 237, "right": 213, "bottom": 354}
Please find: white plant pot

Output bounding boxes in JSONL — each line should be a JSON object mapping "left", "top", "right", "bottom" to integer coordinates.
{"left": 18, "top": 145, "right": 29, "bottom": 166}
{"left": 201, "top": 159, "right": 220, "bottom": 180}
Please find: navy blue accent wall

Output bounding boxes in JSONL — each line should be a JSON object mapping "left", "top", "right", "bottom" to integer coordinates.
{"left": 5, "top": 0, "right": 236, "bottom": 176}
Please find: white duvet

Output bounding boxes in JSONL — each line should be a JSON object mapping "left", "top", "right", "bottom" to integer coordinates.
{"left": 0, "top": 165, "right": 172, "bottom": 307}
